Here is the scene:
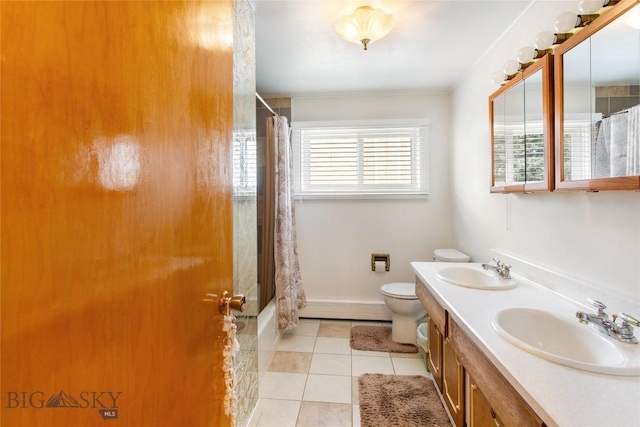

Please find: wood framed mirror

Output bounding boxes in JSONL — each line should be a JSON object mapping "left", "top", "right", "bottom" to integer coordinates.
{"left": 554, "top": 0, "right": 640, "bottom": 191}
{"left": 489, "top": 54, "right": 554, "bottom": 193}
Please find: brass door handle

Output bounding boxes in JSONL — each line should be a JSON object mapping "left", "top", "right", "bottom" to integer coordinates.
{"left": 219, "top": 291, "right": 246, "bottom": 314}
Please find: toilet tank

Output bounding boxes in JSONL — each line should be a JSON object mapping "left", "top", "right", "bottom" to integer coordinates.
{"left": 433, "top": 248, "right": 470, "bottom": 262}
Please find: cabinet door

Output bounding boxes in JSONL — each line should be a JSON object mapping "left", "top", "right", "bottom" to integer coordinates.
{"left": 490, "top": 54, "right": 554, "bottom": 193}
{"left": 450, "top": 321, "right": 544, "bottom": 426}
{"left": 443, "top": 335, "right": 465, "bottom": 427}
{"left": 470, "top": 378, "right": 503, "bottom": 427}
{"left": 554, "top": 0, "right": 640, "bottom": 191}
{"left": 428, "top": 317, "right": 443, "bottom": 390}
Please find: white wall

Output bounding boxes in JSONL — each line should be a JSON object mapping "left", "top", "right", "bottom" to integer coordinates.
{"left": 292, "top": 93, "right": 453, "bottom": 302}
{"left": 451, "top": 1, "right": 640, "bottom": 304}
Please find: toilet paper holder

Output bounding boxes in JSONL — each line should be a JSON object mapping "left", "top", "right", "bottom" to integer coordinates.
{"left": 371, "top": 253, "right": 390, "bottom": 272}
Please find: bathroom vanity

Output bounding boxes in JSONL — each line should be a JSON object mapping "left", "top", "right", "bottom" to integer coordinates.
{"left": 412, "top": 262, "right": 640, "bottom": 427}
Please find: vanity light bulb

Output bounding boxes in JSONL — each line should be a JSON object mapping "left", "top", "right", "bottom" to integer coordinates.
{"left": 578, "top": 0, "right": 603, "bottom": 14}
{"left": 555, "top": 11, "right": 579, "bottom": 33}
{"left": 491, "top": 70, "right": 506, "bottom": 85}
{"left": 503, "top": 59, "right": 521, "bottom": 76}
{"left": 517, "top": 46, "right": 536, "bottom": 64}
{"left": 535, "top": 31, "right": 556, "bottom": 50}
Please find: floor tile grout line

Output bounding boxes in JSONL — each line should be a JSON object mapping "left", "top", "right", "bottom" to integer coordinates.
{"left": 260, "top": 320, "right": 425, "bottom": 426}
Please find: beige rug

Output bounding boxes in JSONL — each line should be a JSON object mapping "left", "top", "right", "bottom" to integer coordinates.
{"left": 350, "top": 325, "right": 418, "bottom": 353}
{"left": 358, "top": 373, "right": 451, "bottom": 427}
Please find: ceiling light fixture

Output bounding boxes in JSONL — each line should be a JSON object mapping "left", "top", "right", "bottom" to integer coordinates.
{"left": 335, "top": 6, "right": 393, "bottom": 51}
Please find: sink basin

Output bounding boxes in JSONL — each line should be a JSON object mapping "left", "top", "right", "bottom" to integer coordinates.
{"left": 492, "top": 308, "right": 640, "bottom": 376}
{"left": 436, "top": 266, "right": 517, "bottom": 290}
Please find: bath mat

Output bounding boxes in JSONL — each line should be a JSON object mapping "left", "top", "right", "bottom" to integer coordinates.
{"left": 358, "top": 373, "right": 451, "bottom": 427}
{"left": 350, "top": 325, "right": 418, "bottom": 353}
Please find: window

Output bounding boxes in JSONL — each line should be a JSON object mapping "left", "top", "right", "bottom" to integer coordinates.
{"left": 291, "top": 120, "right": 429, "bottom": 198}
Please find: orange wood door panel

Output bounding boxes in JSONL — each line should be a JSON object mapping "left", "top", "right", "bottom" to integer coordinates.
{"left": 1, "top": 1, "right": 234, "bottom": 426}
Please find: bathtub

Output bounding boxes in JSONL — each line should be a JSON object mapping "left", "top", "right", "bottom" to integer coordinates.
{"left": 257, "top": 298, "right": 280, "bottom": 380}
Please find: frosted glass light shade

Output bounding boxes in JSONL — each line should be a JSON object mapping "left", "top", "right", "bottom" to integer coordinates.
{"left": 503, "top": 59, "right": 521, "bottom": 76}
{"left": 579, "top": 0, "right": 604, "bottom": 13}
{"left": 517, "top": 46, "right": 536, "bottom": 64}
{"left": 491, "top": 70, "right": 506, "bottom": 85}
{"left": 555, "top": 11, "right": 579, "bottom": 33}
{"left": 335, "top": 6, "right": 393, "bottom": 50}
{"left": 535, "top": 31, "right": 556, "bottom": 50}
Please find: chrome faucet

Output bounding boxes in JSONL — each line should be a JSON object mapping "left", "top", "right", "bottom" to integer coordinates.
{"left": 576, "top": 299, "right": 639, "bottom": 344}
{"left": 481, "top": 258, "right": 511, "bottom": 279}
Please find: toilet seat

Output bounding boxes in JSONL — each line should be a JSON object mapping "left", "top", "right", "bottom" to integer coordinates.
{"left": 380, "top": 282, "right": 417, "bottom": 300}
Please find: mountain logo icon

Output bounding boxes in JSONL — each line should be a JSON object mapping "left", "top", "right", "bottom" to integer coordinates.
{"left": 46, "top": 391, "right": 80, "bottom": 408}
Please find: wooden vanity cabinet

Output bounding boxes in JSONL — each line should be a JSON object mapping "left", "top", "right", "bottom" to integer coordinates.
{"left": 470, "top": 375, "right": 504, "bottom": 427}
{"left": 417, "top": 282, "right": 465, "bottom": 427}
{"left": 427, "top": 317, "right": 443, "bottom": 389}
{"left": 442, "top": 315, "right": 465, "bottom": 427}
{"left": 417, "top": 279, "right": 447, "bottom": 390}
{"left": 415, "top": 279, "right": 546, "bottom": 427}
{"left": 450, "top": 320, "right": 544, "bottom": 427}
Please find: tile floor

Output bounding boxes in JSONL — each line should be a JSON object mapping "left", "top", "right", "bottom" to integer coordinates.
{"left": 252, "top": 319, "right": 431, "bottom": 427}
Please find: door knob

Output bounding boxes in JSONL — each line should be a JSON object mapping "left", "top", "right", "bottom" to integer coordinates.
{"left": 219, "top": 291, "right": 246, "bottom": 315}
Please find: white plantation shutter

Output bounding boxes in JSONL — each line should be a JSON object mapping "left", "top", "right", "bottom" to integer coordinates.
{"left": 291, "top": 121, "right": 429, "bottom": 198}
{"left": 563, "top": 118, "right": 596, "bottom": 181}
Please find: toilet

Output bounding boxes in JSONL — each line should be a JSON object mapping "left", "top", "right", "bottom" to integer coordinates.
{"left": 381, "top": 283, "right": 426, "bottom": 344}
{"left": 381, "top": 248, "right": 470, "bottom": 344}
{"left": 433, "top": 248, "right": 470, "bottom": 263}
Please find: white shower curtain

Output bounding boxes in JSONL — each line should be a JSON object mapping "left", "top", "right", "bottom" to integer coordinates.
{"left": 594, "top": 118, "right": 611, "bottom": 178}
{"left": 609, "top": 113, "right": 629, "bottom": 177}
{"left": 269, "top": 115, "right": 306, "bottom": 330}
{"left": 594, "top": 105, "right": 640, "bottom": 178}
{"left": 626, "top": 105, "right": 640, "bottom": 176}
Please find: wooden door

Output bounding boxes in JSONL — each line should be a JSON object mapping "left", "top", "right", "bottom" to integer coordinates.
{"left": 1, "top": 1, "right": 234, "bottom": 426}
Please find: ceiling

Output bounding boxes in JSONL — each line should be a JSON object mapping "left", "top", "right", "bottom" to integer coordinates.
{"left": 254, "top": 0, "right": 534, "bottom": 98}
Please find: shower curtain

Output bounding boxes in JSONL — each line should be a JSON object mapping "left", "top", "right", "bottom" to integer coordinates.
{"left": 626, "top": 105, "right": 640, "bottom": 176}
{"left": 609, "top": 113, "right": 629, "bottom": 177}
{"left": 268, "top": 115, "right": 306, "bottom": 330}
{"left": 594, "top": 104, "right": 640, "bottom": 178}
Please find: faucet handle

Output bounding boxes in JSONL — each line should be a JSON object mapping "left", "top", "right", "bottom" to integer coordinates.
{"left": 618, "top": 313, "right": 640, "bottom": 327}
{"left": 500, "top": 262, "right": 511, "bottom": 278}
{"left": 587, "top": 299, "right": 607, "bottom": 316}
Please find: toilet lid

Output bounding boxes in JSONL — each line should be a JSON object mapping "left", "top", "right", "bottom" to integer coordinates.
{"left": 380, "top": 282, "right": 418, "bottom": 299}
{"left": 434, "top": 248, "right": 470, "bottom": 262}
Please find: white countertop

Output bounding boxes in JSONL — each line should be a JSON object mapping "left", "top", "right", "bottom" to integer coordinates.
{"left": 411, "top": 261, "right": 640, "bottom": 427}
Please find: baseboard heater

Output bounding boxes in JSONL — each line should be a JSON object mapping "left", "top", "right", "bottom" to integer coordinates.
{"left": 299, "top": 299, "right": 392, "bottom": 321}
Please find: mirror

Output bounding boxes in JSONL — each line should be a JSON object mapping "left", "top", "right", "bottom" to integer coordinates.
{"left": 491, "top": 76, "right": 524, "bottom": 191}
{"left": 490, "top": 54, "right": 554, "bottom": 192}
{"left": 555, "top": 1, "right": 640, "bottom": 190}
